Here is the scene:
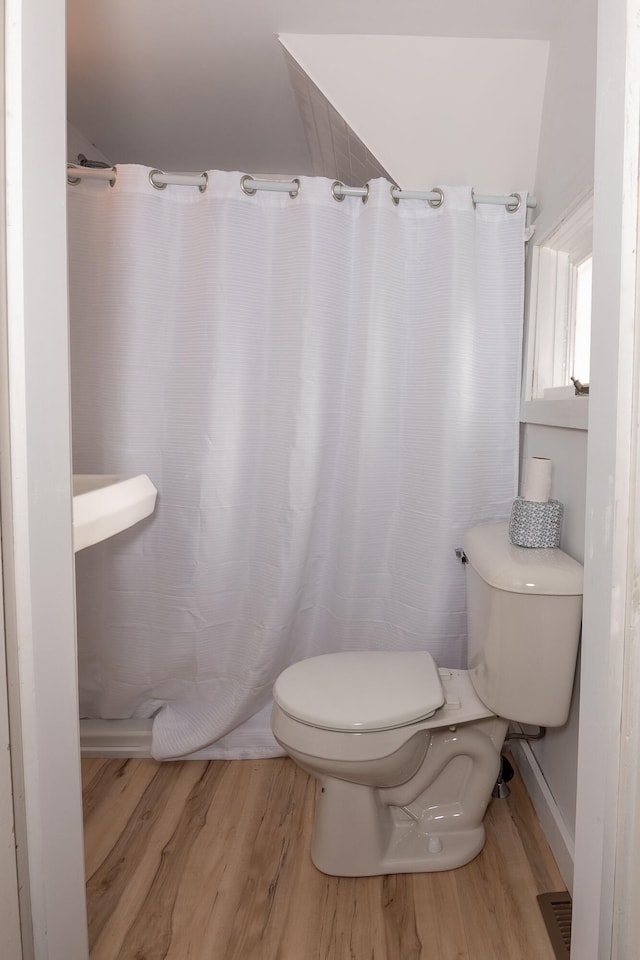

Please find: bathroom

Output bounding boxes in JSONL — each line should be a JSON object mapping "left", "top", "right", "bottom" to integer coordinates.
{"left": 2, "top": 0, "right": 638, "bottom": 957}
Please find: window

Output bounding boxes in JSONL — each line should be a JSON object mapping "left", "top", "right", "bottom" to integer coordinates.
{"left": 521, "top": 193, "right": 593, "bottom": 429}
{"left": 572, "top": 255, "right": 592, "bottom": 385}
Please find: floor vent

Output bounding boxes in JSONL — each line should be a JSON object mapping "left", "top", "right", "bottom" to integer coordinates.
{"left": 537, "top": 891, "right": 572, "bottom": 957}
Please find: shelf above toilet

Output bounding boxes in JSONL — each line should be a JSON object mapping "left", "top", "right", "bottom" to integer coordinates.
{"left": 72, "top": 473, "right": 157, "bottom": 552}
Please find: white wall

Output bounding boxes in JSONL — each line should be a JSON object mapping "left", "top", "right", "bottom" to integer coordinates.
{"left": 532, "top": 3, "right": 598, "bottom": 239}
{"left": 518, "top": 0, "right": 597, "bottom": 884}
{"left": 519, "top": 425, "right": 588, "bottom": 841}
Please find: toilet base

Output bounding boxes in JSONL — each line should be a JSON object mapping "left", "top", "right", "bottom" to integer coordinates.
{"left": 305, "top": 719, "right": 508, "bottom": 877}
{"left": 310, "top": 772, "right": 488, "bottom": 876}
{"left": 382, "top": 821, "right": 486, "bottom": 874}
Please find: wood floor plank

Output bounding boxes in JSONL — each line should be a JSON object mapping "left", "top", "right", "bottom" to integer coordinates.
{"left": 203, "top": 761, "right": 283, "bottom": 959}
{"left": 83, "top": 755, "right": 564, "bottom": 960}
{"left": 320, "top": 876, "right": 386, "bottom": 960}
{"left": 112, "top": 761, "right": 232, "bottom": 960}
{"left": 381, "top": 873, "right": 435, "bottom": 959}
{"left": 504, "top": 763, "right": 565, "bottom": 892}
{"left": 194, "top": 760, "right": 317, "bottom": 960}
{"left": 86, "top": 761, "right": 208, "bottom": 958}
{"left": 81, "top": 757, "right": 108, "bottom": 787}
{"left": 83, "top": 759, "right": 161, "bottom": 878}
{"left": 410, "top": 871, "right": 470, "bottom": 959}
{"left": 455, "top": 788, "right": 559, "bottom": 960}
{"left": 83, "top": 758, "right": 136, "bottom": 821}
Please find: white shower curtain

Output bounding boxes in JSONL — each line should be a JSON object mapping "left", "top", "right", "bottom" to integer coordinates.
{"left": 68, "top": 166, "right": 526, "bottom": 760}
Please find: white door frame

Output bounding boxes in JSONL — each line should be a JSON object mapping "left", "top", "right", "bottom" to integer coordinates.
{"left": 0, "top": 1, "right": 25, "bottom": 953}
{"left": 2, "top": 0, "right": 89, "bottom": 956}
{"left": 0, "top": 541, "right": 23, "bottom": 959}
{"left": 608, "top": 4, "right": 640, "bottom": 952}
{"left": 0, "top": 617, "right": 22, "bottom": 960}
{"left": 572, "top": 0, "right": 640, "bottom": 957}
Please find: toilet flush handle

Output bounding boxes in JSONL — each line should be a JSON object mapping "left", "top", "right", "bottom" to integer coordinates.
{"left": 454, "top": 548, "right": 468, "bottom": 564}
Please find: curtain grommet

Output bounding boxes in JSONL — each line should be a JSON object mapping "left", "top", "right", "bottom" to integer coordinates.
{"left": 471, "top": 188, "right": 477, "bottom": 210}
{"left": 198, "top": 172, "right": 208, "bottom": 194}
{"left": 506, "top": 192, "right": 522, "bottom": 213}
{"left": 240, "top": 175, "right": 257, "bottom": 196}
{"left": 361, "top": 183, "right": 370, "bottom": 204}
{"left": 149, "top": 169, "right": 167, "bottom": 190}
{"left": 428, "top": 187, "right": 444, "bottom": 209}
{"left": 331, "top": 181, "right": 346, "bottom": 202}
{"left": 289, "top": 178, "right": 301, "bottom": 199}
{"left": 108, "top": 166, "right": 117, "bottom": 188}
{"left": 390, "top": 184, "right": 400, "bottom": 206}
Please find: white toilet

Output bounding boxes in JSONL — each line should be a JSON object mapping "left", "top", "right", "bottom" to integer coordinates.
{"left": 271, "top": 522, "right": 583, "bottom": 876}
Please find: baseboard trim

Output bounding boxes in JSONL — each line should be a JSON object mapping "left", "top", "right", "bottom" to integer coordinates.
{"left": 80, "top": 718, "right": 153, "bottom": 758}
{"left": 509, "top": 741, "right": 575, "bottom": 894}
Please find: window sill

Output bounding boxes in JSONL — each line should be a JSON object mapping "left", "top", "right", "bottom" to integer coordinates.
{"left": 520, "top": 397, "right": 589, "bottom": 430}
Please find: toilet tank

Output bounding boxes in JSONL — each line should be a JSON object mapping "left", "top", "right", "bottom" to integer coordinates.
{"left": 463, "top": 522, "right": 583, "bottom": 727}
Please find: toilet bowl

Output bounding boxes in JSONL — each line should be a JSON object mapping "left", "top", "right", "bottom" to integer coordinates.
{"left": 271, "top": 523, "right": 584, "bottom": 877}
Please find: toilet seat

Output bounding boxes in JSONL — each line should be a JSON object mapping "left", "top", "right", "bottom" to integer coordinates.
{"left": 272, "top": 667, "right": 497, "bottom": 765}
{"left": 273, "top": 650, "right": 445, "bottom": 732}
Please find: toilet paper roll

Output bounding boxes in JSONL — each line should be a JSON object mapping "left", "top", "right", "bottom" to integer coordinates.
{"left": 523, "top": 457, "right": 552, "bottom": 502}
{"left": 509, "top": 498, "right": 563, "bottom": 548}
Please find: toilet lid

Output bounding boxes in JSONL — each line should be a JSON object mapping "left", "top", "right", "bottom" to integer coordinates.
{"left": 273, "top": 650, "right": 445, "bottom": 732}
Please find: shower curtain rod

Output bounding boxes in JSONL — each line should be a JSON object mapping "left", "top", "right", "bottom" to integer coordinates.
{"left": 66, "top": 165, "right": 537, "bottom": 209}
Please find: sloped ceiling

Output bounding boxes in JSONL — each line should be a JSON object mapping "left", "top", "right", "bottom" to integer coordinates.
{"left": 67, "top": 0, "right": 561, "bottom": 179}
{"left": 281, "top": 34, "right": 549, "bottom": 193}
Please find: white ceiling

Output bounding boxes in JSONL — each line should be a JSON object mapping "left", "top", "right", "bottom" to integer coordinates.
{"left": 67, "top": 0, "right": 562, "bottom": 176}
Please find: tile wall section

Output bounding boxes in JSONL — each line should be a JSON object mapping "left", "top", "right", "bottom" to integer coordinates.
{"left": 284, "top": 50, "right": 394, "bottom": 187}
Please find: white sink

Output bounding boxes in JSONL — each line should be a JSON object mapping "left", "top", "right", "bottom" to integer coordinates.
{"left": 72, "top": 474, "right": 158, "bottom": 552}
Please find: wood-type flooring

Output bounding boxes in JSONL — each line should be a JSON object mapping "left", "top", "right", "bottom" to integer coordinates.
{"left": 82, "top": 755, "right": 564, "bottom": 960}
